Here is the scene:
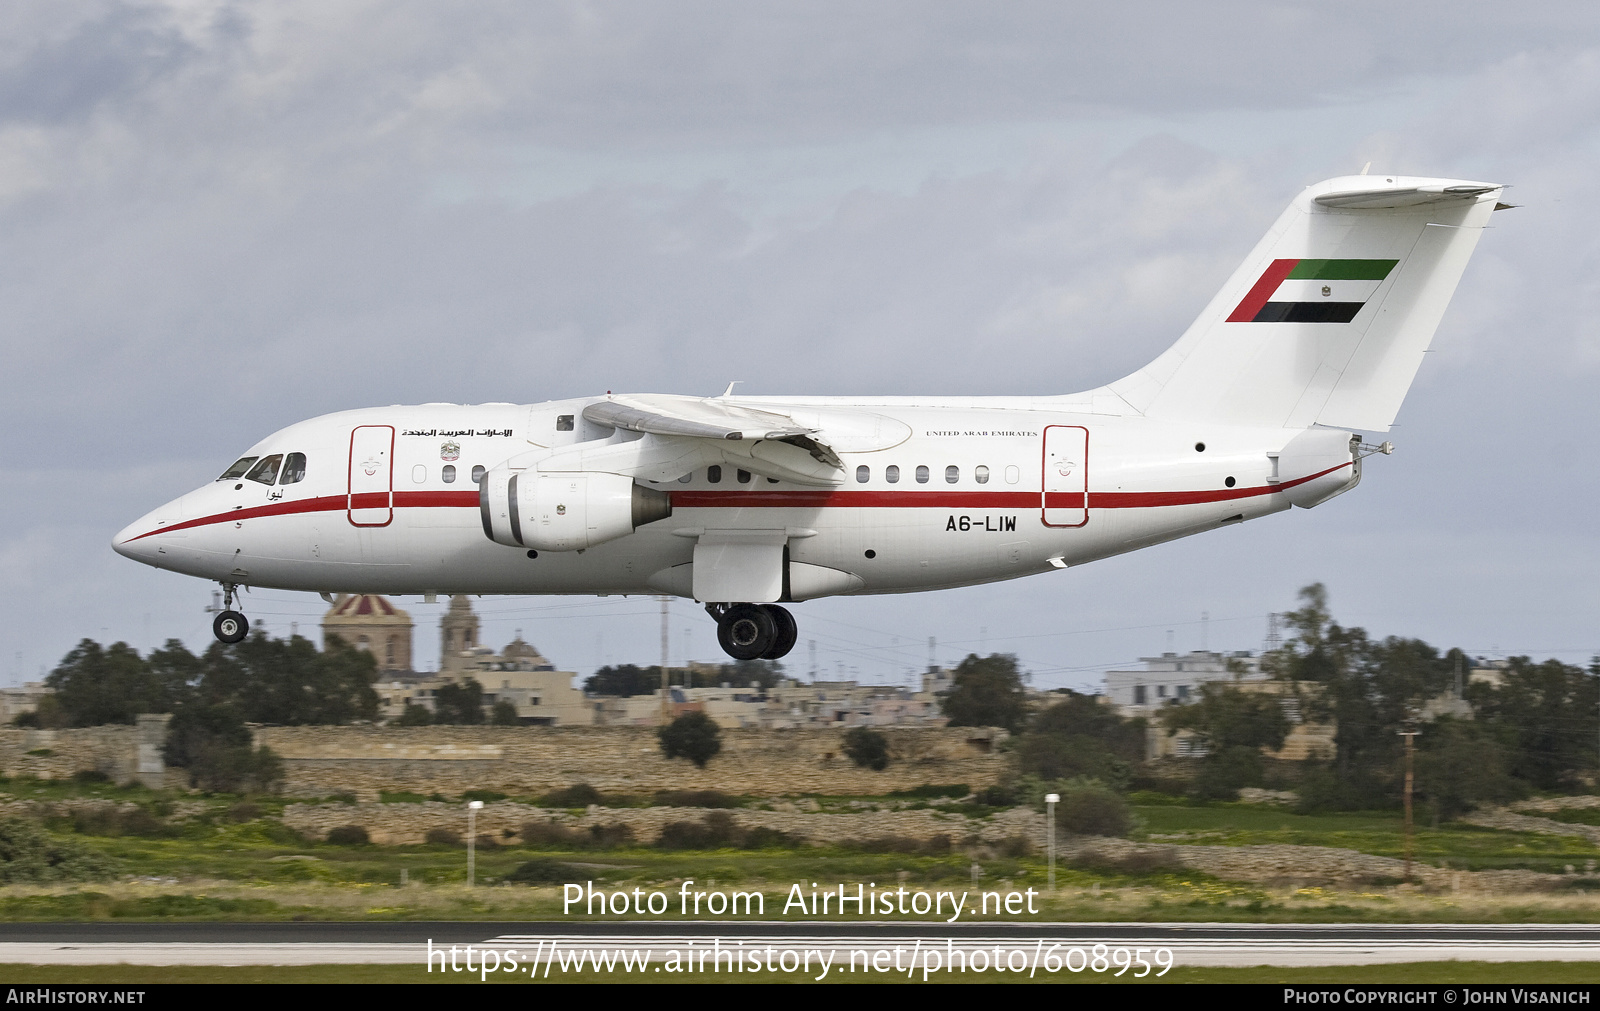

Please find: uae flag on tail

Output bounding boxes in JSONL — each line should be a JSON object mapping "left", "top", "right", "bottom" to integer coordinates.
{"left": 1227, "top": 258, "right": 1398, "bottom": 323}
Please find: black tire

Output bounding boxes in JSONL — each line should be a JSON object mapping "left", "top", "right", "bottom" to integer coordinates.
{"left": 716, "top": 604, "right": 777, "bottom": 661}
{"left": 762, "top": 605, "right": 798, "bottom": 660}
{"left": 213, "top": 609, "right": 249, "bottom": 644}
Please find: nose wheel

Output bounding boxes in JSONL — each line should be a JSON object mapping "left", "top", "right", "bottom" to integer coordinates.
{"left": 708, "top": 603, "right": 797, "bottom": 661}
{"left": 211, "top": 582, "right": 250, "bottom": 644}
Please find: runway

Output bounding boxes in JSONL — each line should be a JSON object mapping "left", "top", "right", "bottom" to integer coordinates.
{"left": 0, "top": 923, "right": 1596, "bottom": 969}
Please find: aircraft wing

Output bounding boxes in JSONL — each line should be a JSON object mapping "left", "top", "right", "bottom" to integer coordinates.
{"left": 579, "top": 394, "right": 846, "bottom": 485}
{"left": 584, "top": 395, "right": 817, "bottom": 442}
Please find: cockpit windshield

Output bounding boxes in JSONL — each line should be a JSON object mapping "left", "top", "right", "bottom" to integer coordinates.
{"left": 217, "top": 457, "right": 258, "bottom": 481}
{"left": 281, "top": 452, "right": 307, "bottom": 485}
{"left": 244, "top": 455, "right": 283, "bottom": 485}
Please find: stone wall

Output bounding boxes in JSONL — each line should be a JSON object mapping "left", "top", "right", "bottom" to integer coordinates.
{"left": 253, "top": 725, "right": 1009, "bottom": 798}
{"left": 283, "top": 800, "right": 1042, "bottom": 847}
{"left": 0, "top": 715, "right": 170, "bottom": 787}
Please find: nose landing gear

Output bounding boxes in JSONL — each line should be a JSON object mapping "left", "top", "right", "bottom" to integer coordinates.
{"left": 707, "top": 603, "right": 798, "bottom": 661}
{"left": 211, "top": 582, "right": 250, "bottom": 644}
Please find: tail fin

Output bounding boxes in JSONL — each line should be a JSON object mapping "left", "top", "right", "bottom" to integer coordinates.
{"left": 1107, "top": 175, "right": 1505, "bottom": 431}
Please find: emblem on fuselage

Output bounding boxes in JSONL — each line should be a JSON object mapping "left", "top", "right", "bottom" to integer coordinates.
{"left": 440, "top": 441, "right": 460, "bottom": 461}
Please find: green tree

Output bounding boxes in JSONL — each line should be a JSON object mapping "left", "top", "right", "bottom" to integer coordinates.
{"left": 1469, "top": 657, "right": 1600, "bottom": 791}
{"left": 46, "top": 639, "right": 192, "bottom": 726}
{"left": 1164, "top": 684, "right": 1289, "bottom": 799}
{"left": 491, "top": 700, "right": 520, "bottom": 726}
{"left": 584, "top": 664, "right": 660, "bottom": 696}
{"left": 658, "top": 711, "right": 722, "bottom": 768}
{"left": 1013, "top": 691, "right": 1146, "bottom": 787}
{"left": 396, "top": 704, "right": 433, "bottom": 726}
{"left": 432, "top": 679, "right": 485, "bottom": 724}
{"left": 1416, "top": 718, "right": 1524, "bottom": 823}
{"left": 939, "top": 654, "right": 1028, "bottom": 732}
{"left": 196, "top": 634, "right": 378, "bottom": 725}
{"left": 842, "top": 727, "right": 890, "bottom": 770}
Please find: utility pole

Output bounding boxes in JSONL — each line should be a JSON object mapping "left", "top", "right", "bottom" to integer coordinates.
{"left": 1399, "top": 728, "right": 1419, "bottom": 883}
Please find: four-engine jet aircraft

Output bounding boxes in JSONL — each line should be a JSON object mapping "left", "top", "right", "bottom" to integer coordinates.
{"left": 114, "top": 174, "right": 1506, "bottom": 660}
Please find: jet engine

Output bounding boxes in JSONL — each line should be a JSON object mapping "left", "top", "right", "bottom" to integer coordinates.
{"left": 480, "top": 468, "right": 672, "bottom": 551}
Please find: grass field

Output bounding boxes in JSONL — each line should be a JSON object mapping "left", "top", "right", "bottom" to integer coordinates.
{"left": 1132, "top": 804, "right": 1600, "bottom": 873}
{"left": 1, "top": 961, "right": 1598, "bottom": 984}
{"left": 8, "top": 776, "right": 1600, "bottom": 923}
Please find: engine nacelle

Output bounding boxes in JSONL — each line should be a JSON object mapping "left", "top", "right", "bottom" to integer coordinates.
{"left": 480, "top": 469, "right": 672, "bottom": 551}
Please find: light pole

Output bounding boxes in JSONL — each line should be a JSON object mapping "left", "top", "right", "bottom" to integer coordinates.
{"left": 1045, "top": 793, "right": 1060, "bottom": 892}
{"left": 467, "top": 800, "right": 484, "bottom": 887}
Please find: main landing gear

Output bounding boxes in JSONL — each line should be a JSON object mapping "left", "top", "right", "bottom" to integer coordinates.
{"left": 212, "top": 582, "right": 250, "bottom": 645}
{"left": 707, "top": 603, "right": 798, "bottom": 661}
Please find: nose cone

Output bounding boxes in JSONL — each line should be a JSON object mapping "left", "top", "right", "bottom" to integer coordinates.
{"left": 112, "top": 498, "right": 184, "bottom": 564}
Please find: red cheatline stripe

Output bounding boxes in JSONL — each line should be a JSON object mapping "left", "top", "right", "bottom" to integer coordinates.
{"left": 125, "top": 466, "right": 1350, "bottom": 542}
{"left": 1226, "top": 258, "right": 1299, "bottom": 323}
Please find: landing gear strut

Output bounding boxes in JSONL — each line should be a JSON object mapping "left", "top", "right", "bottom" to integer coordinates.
{"left": 707, "top": 603, "right": 797, "bottom": 661}
{"left": 212, "top": 582, "right": 249, "bottom": 644}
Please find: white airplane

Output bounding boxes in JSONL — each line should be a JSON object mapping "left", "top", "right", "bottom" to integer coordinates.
{"left": 114, "top": 174, "right": 1507, "bottom": 661}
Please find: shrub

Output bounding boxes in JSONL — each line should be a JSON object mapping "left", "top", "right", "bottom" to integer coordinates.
{"left": 842, "top": 728, "right": 890, "bottom": 770}
{"left": 1055, "top": 781, "right": 1134, "bottom": 838}
{"left": 425, "top": 828, "right": 461, "bottom": 847}
{"left": 507, "top": 858, "right": 569, "bottom": 883}
{"left": 71, "top": 770, "right": 111, "bottom": 784}
{"left": 474, "top": 833, "right": 500, "bottom": 850}
{"left": 651, "top": 789, "right": 737, "bottom": 809}
{"left": 994, "top": 834, "right": 1034, "bottom": 858}
{"left": 326, "top": 825, "right": 369, "bottom": 845}
{"left": 119, "top": 808, "right": 165, "bottom": 838}
{"left": 396, "top": 704, "right": 432, "bottom": 726}
{"left": 543, "top": 784, "right": 602, "bottom": 808}
{"left": 586, "top": 823, "right": 634, "bottom": 849}
{"left": 1071, "top": 848, "right": 1181, "bottom": 875}
{"left": 521, "top": 821, "right": 579, "bottom": 846}
{"left": 0, "top": 818, "right": 117, "bottom": 883}
{"left": 657, "top": 712, "right": 722, "bottom": 768}
{"left": 227, "top": 802, "right": 262, "bottom": 823}
{"left": 972, "top": 785, "right": 1016, "bottom": 807}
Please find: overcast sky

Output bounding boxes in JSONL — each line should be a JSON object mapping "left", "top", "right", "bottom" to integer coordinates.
{"left": 6, "top": 1, "right": 1600, "bottom": 690}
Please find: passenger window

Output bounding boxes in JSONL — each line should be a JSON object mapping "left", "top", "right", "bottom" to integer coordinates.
{"left": 442, "top": 465, "right": 456, "bottom": 484}
{"left": 556, "top": 415, "right": 575, "bottom": 432}
{"left": 885, "top": 465, "right": 900, "bottom": 484}
{"left": 856, "top": 465, "right": 870, "bottom": 483}
{"left": 471, "top": 465, "right": 486, "bottom": 483}
{"left": 1005, "top": 465, "right": 1020, "bottom": 485}
{"left": 707, "top": 465, "right": 722, "bottom": 484}
{"left": 411, "top": 464, "right": 426, "bottom": 484}
{"left": 678, "top": 472, "right": 692, "bottom": 483}
{"left": 244, "top": 455, "right": 282, "bottom": 485}
{"left": 217, "top": 457, "right": 258, "bottom": 481}
{"left": 945, "top": 465, "right": 959, "bottom": 484}
{"left": 280, "top": 453, "right": 307, "bottom": 485}
{"left": 974, "top": 465, "right": 990, "bottom": 485}
{"left": 737, "top": 469, "right": 752, "bottom": 484}
{"left": 915, "top": 465, "right": 929, "bottom": 484}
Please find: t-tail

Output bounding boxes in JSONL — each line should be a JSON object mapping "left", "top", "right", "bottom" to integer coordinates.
{"left": 1107, "top": 174, "right": 1506, "bottom": 431}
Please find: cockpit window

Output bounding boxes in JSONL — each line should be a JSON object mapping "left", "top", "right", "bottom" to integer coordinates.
{"left": 280, "top": 453, "right": 307, "bottom": 485}
{"left": 217, "top": 457, "right": 258, "bottom": 481}
{"left": 244, "top": 455, "right": 283, "bottom": 485}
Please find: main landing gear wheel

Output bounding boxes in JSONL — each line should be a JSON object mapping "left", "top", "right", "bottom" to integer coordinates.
{"left": 716, "top": 604, "right": 776, "bottom": 661}
{"left": 710, "top": 603, "right": 798, "bottom": 661}
{"left": 213, "top": 610, "right": 249, "bottom": 644}
{"left": 762, "top": 605, "right": 797, "bottom": 660}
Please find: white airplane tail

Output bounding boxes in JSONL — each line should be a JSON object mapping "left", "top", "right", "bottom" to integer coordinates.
{"left": 1107, "top": 175, "right": 1505, "bottom": 431}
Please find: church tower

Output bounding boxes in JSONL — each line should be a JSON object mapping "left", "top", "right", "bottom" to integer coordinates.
{"left": 439, "top": 595, "right": 481, "bottom": 673}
